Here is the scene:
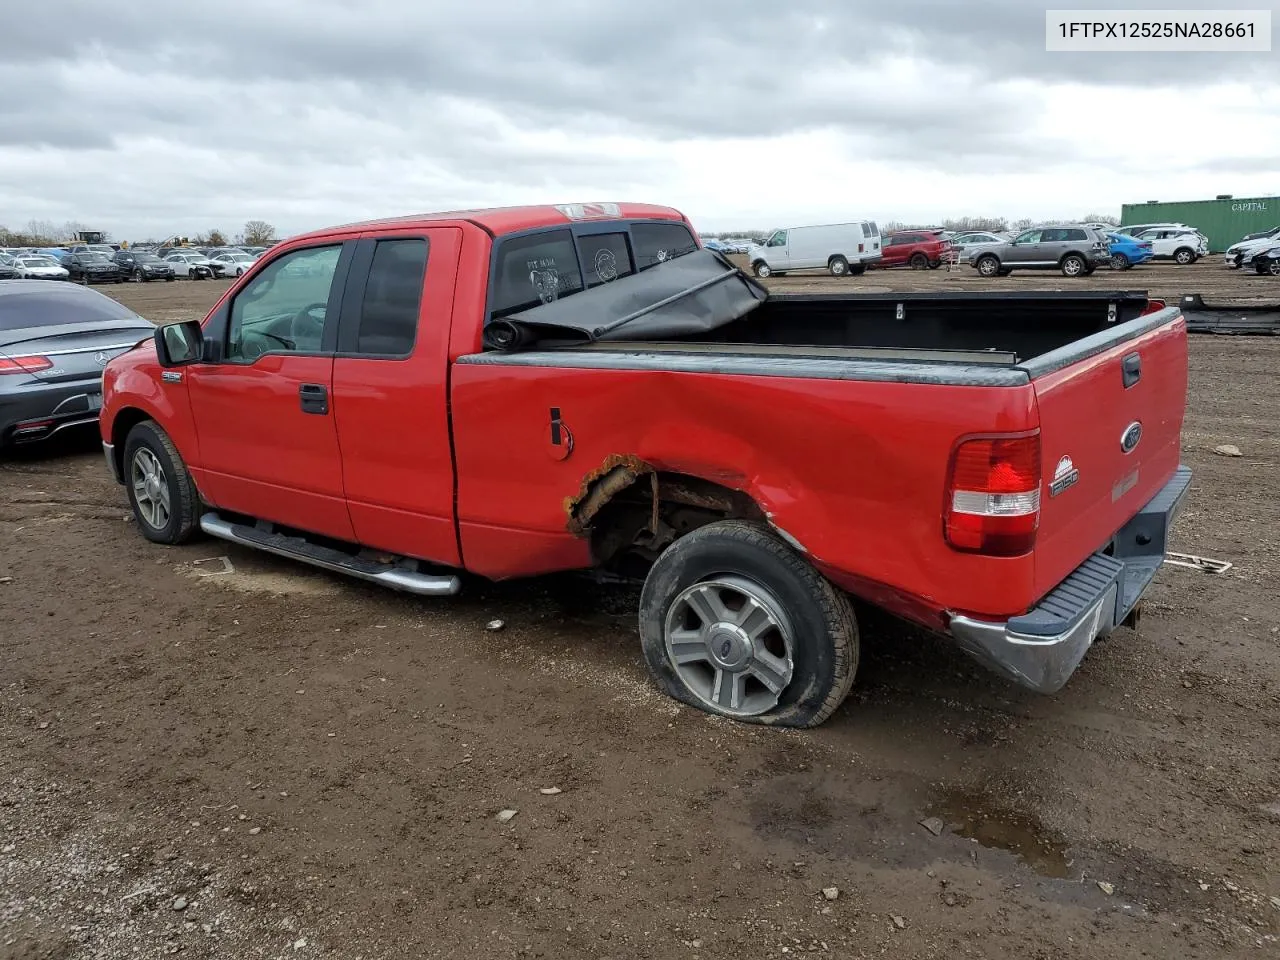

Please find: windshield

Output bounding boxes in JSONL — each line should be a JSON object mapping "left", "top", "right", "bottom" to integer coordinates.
{"left": 134, "top": 254, "right": 161, "bottom": 263}
{"left": 84, "top": 253, "right": 110, "bottom": 262}
{"left": 20, "top": 257, "right": 57, "bottom": 267}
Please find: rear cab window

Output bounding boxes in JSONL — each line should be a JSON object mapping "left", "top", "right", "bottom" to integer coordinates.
{"left": 488, "top": 219, "right": 697, "bottom": 322}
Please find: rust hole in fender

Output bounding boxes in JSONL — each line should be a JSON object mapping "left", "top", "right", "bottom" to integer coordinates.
{"left": 564, "top": 454, "right": 654, "bottom": 537}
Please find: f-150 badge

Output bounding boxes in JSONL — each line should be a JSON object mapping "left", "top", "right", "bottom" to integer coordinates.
{"left": 1050, "top": 455, "right": 1079, "bottom": 497}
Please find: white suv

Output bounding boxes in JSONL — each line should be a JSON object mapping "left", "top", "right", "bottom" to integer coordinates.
{"left": 1134, "top": 228, "right": 1208, "bottom": 265}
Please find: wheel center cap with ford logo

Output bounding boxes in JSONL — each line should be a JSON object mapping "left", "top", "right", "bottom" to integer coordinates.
{"left": 707, "top": 624, "right": 752, "bottom": 671}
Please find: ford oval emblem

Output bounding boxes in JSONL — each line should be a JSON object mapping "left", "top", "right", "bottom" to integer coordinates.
{"left": 1120, "top": 421, "right": 1143, "bottom": 454}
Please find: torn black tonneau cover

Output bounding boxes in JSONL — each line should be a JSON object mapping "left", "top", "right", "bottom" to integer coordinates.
{"left": 483, "top": 249, "right": 768, "bottom": 352}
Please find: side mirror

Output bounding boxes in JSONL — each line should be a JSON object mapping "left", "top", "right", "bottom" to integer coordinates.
{"left": 154, "top": 320, "right": 203, "bottom": 367}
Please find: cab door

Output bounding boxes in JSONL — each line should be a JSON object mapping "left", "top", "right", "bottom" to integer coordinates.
{"left": 764, "top": 230, "right": 791, "bottom": 271}
{"left": 184, "top": 241, "right": 358, "bottom": 541}
{"left": 330, "top": 228, "right": 463, "bottom": 565}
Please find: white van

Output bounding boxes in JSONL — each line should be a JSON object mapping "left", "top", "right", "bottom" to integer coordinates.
{"left": 746, "top": 221, "right": 882, "bottom": 278}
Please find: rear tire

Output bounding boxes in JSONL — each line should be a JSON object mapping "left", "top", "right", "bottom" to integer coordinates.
{"left": 1174, "top": 247, "right": 1195, "bottom": 265}
{"left": 849, "top": 263, "right": 866, "bottom": 276}
{"left": 638, "top": 520, "right": 859, "bottom": 728}
{"left": 752, "top": 261, "right": 771, "bottom": 279}
{"left": 123, "top": 421, "right": 200, "bottom": 546}
{"left": 975, "top": 254, "right": 1001, "bottom": 277}
{"left": 909, "top": 252, "right": 928, "bottom": 269}
{"left": 828, "top": 256, "right": 849, "bottom": 277}
{"left": 1061, "top": 254, "right": 1086, "bottom": 277}
{"left": 1270, "top": 261, "right": 1280, "bottom": 277}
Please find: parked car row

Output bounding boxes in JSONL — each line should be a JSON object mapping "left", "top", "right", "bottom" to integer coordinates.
{"left": 0, "top": 242, "right": 268, "bottom": 285}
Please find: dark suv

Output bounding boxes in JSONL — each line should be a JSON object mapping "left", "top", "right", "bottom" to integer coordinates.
{"left": 971, "top": 225, "right": 1109, "bottom": 278}
{"left": 113, "top": 250, "right": 176, "bottom": 282}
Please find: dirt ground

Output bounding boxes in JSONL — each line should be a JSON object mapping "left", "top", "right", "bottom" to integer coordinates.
{"left": 1, "top": 264, "right": 1278, "bottom": 960}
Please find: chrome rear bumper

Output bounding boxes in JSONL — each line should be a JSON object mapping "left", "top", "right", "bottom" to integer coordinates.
{"left": 949, "top": 465, "right": 1192, "bottom": 694}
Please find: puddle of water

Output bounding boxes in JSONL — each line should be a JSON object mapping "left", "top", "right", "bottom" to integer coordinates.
{"left": 925, "top": 788, "right": 1073, "bottom": 879}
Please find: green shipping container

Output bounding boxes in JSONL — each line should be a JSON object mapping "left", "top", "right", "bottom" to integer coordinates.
{"left": 1120, "top": 196, "right": 1279, "bottom": 253}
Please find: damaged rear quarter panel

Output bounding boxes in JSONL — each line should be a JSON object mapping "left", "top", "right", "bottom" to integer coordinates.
{"left": 449, "top": 358, "right": 1040, "bottom": 616}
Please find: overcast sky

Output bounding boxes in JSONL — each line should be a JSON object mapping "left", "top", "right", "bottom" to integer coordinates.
{"left": 0, "top": 0, "right": 1276, "bottom": 240}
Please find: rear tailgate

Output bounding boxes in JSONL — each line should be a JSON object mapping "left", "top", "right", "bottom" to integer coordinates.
{"left": 1027, "top": 309, "right": 1188, "bottom": 600}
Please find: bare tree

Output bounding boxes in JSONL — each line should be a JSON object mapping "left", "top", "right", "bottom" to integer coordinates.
{"left": 942, "top": 216, "right": 1008, "bottom": 233}
{"left": 1082, "top": 212, "right": 1120, "bottom": 226}
{"left": 26, "top": 219, "right": 59, "bottom": 243}
{"left": 1011, "top": 218, "right": 1036, "bottom": 232}
{"left": 242, "top": 220, "right": 277, "bottom": 246}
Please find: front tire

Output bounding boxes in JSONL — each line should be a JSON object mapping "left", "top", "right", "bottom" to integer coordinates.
{"left": 133, "top": 268, "right": 145, "bottom": 283}
{"left": 1269, "top": 260, "right": 1280, "bottom": 277}
{"left": 123, "top": 421, "right": 200, "bottom": 545}
{"left": 638, "top": 520, "right": 859, "bottom": 728}
{"left": 1111, "top": 253, "right": 1130, "bottom": 270}
{"left": 828, "top": 256, "right": 849, "bottom": 277}
{"left": 752, "top": 261, "right": 771, "bottom": 279}
{"left": 909, "top": 252, "right": 928, "bottom": 269}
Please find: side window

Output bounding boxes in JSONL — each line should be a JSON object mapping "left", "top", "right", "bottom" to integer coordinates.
{"left": 490, "top": 229, "right": 584, "bottom": 319}
{"left": 226, "top": 245, "right": 342, "bottom": 362}
{"left": 632, "top": 222, "right": 698, "bottom": 268}
{"left": 578, "top": 232, "right": 635, "bottom": 288}
{"left": 353, "top": 238, "right": 427, "bottom": 356}
{"left": 1065, "top": 229, "right": 1087, "bottom": 241}
{"left": 861, "top": 222, "right": 872, "bottom": 238}
{"left": 1015, "top": 230, "right": 1042, "bottom": 244}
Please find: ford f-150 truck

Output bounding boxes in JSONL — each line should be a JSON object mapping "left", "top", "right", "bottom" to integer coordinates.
{"left": 100, "top": 202, "right": 1191, "bottom": 728}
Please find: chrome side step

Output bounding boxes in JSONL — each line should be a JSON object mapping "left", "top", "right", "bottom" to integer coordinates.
{"left": 199, "top": 512, "right": 461, "bottom": 597}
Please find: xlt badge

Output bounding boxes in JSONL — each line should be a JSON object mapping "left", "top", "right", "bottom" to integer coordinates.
{"left": 1050, "top": 455, "right": 1080, "bottom": 497}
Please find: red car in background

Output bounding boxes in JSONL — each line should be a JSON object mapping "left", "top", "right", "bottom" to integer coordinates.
{"left": 878, "top": 229, "right": 953, "bottom": 269}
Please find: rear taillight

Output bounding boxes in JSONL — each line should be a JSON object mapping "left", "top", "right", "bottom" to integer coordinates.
{"left": 945, "top": 434, "right": 1041, "bottom": 557}
{"left": 0, "top": 355, "right": 53, "bottom": 375}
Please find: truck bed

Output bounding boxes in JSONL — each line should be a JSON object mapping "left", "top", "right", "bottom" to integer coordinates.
{"left": 485, "top": 248, "right": 1160, "bottom": 366}
{"left": 459, "top": 252, "right": 1187, "bottom": 631}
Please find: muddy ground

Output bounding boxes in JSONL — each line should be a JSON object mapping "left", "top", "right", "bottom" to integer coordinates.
{"left": 1, "top": 263, "right": 1278, "bottom": 960}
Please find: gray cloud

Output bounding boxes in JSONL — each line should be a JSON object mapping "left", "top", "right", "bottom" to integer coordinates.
{"left": 0, "top": 0, "right": 1274, "bottom": 238}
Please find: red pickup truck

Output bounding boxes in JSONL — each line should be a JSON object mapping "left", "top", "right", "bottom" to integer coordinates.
{"left": 100, "top": 202, "right": 1191, "bottom": 728}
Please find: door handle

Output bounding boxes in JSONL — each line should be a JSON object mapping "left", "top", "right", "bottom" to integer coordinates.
{"left": 299, "top": 383, "right": 329, "bottom": 415}
{"left": 1121, "top": 352, "right": 1141, "bottom": 389}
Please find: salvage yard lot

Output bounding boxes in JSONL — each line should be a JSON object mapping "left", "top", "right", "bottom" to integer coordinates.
{"left": 2, "top": 263, "right": 1278, "bottom": 959}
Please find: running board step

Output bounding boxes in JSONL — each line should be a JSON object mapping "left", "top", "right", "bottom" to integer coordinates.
{"left": 199, "top": 512, "right": 461, "bottom": 597}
